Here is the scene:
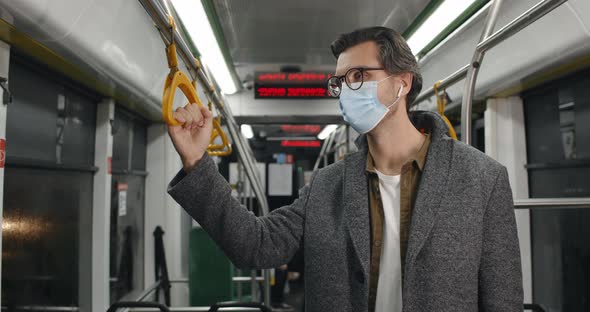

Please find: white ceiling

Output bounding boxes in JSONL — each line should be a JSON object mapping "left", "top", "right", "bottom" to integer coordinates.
{"left": 213, "top": 0, "right": 431, "bottom": 73}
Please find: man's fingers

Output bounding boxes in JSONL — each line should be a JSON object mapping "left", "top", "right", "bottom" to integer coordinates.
{"left": 176, "top": 107, "right": 193, "bottom": 128}
{"left": 185, "top": 103, "right": 204, "bottom": 129}
{"left": 173, "top": 109, "right": 186, "bottom": 123}
{"left": 200, "top": 106, "right": 213, "bottom": 125}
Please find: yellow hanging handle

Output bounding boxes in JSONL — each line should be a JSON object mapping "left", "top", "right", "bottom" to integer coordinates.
{"left": 161, "top": 16, "right": 204, "bottom": 126}
{"left": 160, "top": 16, "right": 232, "bottom": 157}
{"left": 433, "top": 81, "right": 458, "bottom": 140}
{"left": 207, "top": 102, "right": 233, "bottom": 157}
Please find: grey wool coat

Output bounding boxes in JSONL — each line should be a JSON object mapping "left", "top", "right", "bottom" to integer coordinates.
{"left": 168, "top": 111, "right": 523, "bottom": 312}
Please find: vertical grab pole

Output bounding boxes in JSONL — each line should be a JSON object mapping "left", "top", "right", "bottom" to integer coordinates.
{"left": 461, "top": 0, "right": 504, "bottom": 145}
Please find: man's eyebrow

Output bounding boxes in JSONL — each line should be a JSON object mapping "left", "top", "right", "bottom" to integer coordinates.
{"left": 336, "top": 65, "right": 380, "bottom": 75}
{"left": 335, "top": 65, "right": 360, "bottom": 76}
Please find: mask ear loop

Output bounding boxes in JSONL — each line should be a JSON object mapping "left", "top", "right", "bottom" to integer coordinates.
{"left": 385, "top": 85, "right": 404, "bottom": 110}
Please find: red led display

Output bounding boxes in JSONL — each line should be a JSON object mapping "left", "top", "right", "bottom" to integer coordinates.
{"left": 256, "top": 87, "right": 287, "bottom": 97}
{"left": 280, "top": 140, "right": 322, "bottom": 148}
{"left": 254, "top": 72, "right": 334, "bottom": 99}
{"left": 256, "top": 72, "right": 333, "bottom": 83}
{"left": 280, "top": 125, "right": 322, "bottom": 134}
{"left": 255, "top": 87, "right": 330, "bottom": 99}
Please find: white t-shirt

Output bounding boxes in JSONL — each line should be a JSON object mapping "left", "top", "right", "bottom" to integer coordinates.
{"left": 374, "top": 169, "right": 403, "bottom": 312}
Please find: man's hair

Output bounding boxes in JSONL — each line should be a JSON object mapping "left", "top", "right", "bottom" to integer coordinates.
{"left": 330, "top": 26, "right": 423, "bottom": 111}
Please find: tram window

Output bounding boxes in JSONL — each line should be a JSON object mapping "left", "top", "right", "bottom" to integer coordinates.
{"left": 110, "top": 175, "right": 145, "bottom": 301}
{"left": 110, "top": 107, "right": 147, "bottom": 300}
{"left": 524, "top": 68, "right": 590, "bottom": 312}
{"left": 2, "top": 167, "right": 93, "bottom": 307}
{"left": 3, "top": 56, "right": 97, "bottom": 310}
{"left": 6, "top": 61, "right": 63, "bottom": 164}
{"left": 524, "top": 88, "right": 563, "bottom": 164}
{"left": 60, "top": 91, "right": 97, "bottom": 167}
{"left": 574, "top": 77, "right": 590, "bottom": 159}
{"left": 531, "top": 208, "right": 590, "bottom": 311}
{"left": 6, "top": 58, "right": 97, "bottom": 167}
{"left": 112, "top": 108, "right": 148, "bottom": 172}
{"left": 112, "top": 111, "right": 132, "bottom": 171}
{"left": 131, "top": 122, "right": 147, "bottom": 171}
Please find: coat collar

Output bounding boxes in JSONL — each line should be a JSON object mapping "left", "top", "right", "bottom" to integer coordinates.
{"left": 344, "top": 110, "right": 454, "bottom": 277}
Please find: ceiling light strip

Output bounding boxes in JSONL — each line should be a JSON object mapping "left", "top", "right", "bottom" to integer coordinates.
{"left": 171, "top": 0, "right": 238, "bottom": 94}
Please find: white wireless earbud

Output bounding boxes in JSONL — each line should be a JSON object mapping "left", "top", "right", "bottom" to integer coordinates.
{"left": 386, "top": 85, "right": 404, "bottom": 110}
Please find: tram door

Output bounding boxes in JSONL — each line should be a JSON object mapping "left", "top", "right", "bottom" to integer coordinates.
{"left": 109, "top": 108, "right": 147, "bottom": 301}
{"left": 524, "top": 67, "right": 590, "bottom": 312}
{"left": 2, "top": 55, "right": 97, "bottom": 309}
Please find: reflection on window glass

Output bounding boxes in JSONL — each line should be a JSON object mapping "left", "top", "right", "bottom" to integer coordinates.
{"left": 109, "top": 175, "right": 145, "bottom": 301}
{"left": 532, "top": 209, "right": 590, "bottom": 312}
{"left": 2, "top": 168, "right": 93, "bottom": 308}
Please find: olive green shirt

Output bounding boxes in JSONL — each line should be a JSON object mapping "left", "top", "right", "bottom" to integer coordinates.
{"left": 366, "top": 133, "right": 431, "bottom": 312}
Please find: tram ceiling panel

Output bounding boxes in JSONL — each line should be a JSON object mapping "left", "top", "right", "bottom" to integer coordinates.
{"left": 212, "top": 0, "right": 431, "bottom": 65}
{"left": 0, "top": 0, "right": 196, "bottom": 122}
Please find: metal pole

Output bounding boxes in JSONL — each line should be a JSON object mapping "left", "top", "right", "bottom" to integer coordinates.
{"left": 136, "top": 0, "right": 283, "bottom": 307}
{"left": 313, "top": 135, "right": 330, "bottom": 171}
{"left": 250, "top": 269, "right": 258, "bottom": 302}
{"left": 414, "top": 64, "right": 470, "bottom": 104}
{"left": 263, "top": 269, "right": 271, "bottom": 307}
{"left": 461, "top": 0, "right": 505, "bottom": 145}
{"left": 137, "top": 0, "right": 269, "bottom": 216}
{"left": 514, "top": 198, "right": 590, "bottom": 209}
{"left": 414, "top": 0, "right": 568, "bottom": 108}
{"left": 233, "top": 276, "right": 265, "bottom": 282}
{"left": 346, "top": 125, "right": 350, "bottom": 153}
{"left": 476, "top": 0, "right": 568, "bottom": 53}
{"left": 128, "top": 308, "right": 265, "bottom": 312}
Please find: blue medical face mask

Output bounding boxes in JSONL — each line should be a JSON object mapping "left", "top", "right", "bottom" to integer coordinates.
{"left": 339, "top": 75, "right": 404, "bottom": 134}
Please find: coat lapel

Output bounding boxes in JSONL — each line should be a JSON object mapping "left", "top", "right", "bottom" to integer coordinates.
{"left": 404, "top": 134, "right": 454, "bottom": 271}
{"left": 343, "top": 150, "right": 371, "bottom": 276}
{"left": 347, "top": 111, "right": 454, "bottom": 279}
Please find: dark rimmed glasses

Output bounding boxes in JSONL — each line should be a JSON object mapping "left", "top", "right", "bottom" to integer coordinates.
{"left": 326, "top": 67, "right": 385, "bottom": 98}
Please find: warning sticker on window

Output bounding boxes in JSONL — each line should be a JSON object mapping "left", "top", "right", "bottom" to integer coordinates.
{"left": 117, "top": 182, "right": 128, "bottom": 217}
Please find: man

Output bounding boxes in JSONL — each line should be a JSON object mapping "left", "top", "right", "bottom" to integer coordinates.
{"left": 167, "top": 27, "right": 523, "bottom": 312}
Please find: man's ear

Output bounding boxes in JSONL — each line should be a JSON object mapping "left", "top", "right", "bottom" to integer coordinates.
{"left": 398, "top": 72, "right": 413, "bottom": 96}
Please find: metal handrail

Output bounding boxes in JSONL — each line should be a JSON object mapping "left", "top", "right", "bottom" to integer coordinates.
{"left": 414, "top": 0, "right": 569, "bottom": 130}
{"left": 1, "top": 306, "right": 79, "bottom": 312}
{"left": 462, "top": 0, "right": 568, "bottom": 144}
{"left": 128, "top": 308, "right": 264, "bottom": 312}
{"left": 476, "top": 0, "right": 568, "bottom": 53}
{"left": 461, "top": 0, "right": 505, "bottom": 144}
{"left": 313, "top": 125, "right": 351, "bottom": 171}
{"left": 514, "top": 198, "right": 590, "bottom": 209}
{"left": 233, "top": 276, "right": 265, "bottom": 282}
{"left": 137, "top": 0, "right": 271, "bottom": 304}
{"left": 135, "top": 281, "right": 163, "bottom": 302}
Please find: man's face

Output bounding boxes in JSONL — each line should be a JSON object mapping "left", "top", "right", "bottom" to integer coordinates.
{"left": 334, "top": 41, "right": 404, "bottom": 109}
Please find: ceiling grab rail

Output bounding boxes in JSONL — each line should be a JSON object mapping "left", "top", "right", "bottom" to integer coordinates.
{"left": 461, "top": 0, "right": 504, "bottom": 144}
{"left": 462, "top": 0, "right": 569, "bottom": 144}
{"left": 138, "top": 0, "right": 271, "bottom": 305}
{"left": 413, "top": 0, "right": 569, "bottom": 132}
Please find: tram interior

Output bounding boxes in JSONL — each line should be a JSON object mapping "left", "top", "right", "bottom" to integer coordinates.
{"left": 0, "top": 0, "right": 590, "bottom": 311}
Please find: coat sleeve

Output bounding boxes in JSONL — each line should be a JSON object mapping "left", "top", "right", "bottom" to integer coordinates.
{"left": 167, "top": 153, "right": 312, "bottom": 270}
{"left": 478, "top": 166, "right": 524, "bottom": 311}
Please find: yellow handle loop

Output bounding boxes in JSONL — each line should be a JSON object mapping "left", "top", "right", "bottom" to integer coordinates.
{"left": 207, "top": 118, "right": 233, "bottom": 157}
{"left": 161, "top": 15, "right": 232, "bottom": 156}
{"left": 207, "top": 100, "right": 232, "bottom": 156}
{"left": 161, "top": 58, "right": 204, "bottom": 126}
{"left": 433, "top": 81, "right": 458, "bottom": 140}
